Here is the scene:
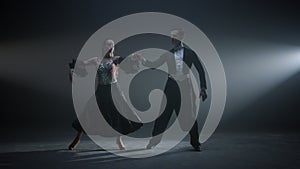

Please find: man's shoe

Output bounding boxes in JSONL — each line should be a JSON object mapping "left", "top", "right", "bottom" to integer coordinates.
{"left": 192, "top": 145, "right": 201, "bottom": 152}
{"left": 146, "top": 136, "right": 162, "bottom": 149}
{"left": 146, "top": 139, "right": 160, "bottom": 149}
{"left": 146, "top": 142, "right": 158, "bottom": 149}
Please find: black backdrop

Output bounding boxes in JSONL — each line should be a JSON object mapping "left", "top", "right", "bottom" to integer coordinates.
{"left": 1, "top": 0, "right": 300, "bottom": 137}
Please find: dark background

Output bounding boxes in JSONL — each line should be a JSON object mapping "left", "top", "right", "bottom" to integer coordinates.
{"left": 1, "top": 0, "right": 300, "bottom": 142}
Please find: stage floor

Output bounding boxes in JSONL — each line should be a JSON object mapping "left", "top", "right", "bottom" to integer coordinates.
{"left": 1, "top": 132, "right": 299, "bottom": 169}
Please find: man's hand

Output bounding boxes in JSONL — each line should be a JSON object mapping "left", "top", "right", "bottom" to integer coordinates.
{"left": 200, "top": 89, "right": 207, "bottom": 101}
{"left": 131, "top": 53, "right": 140, "bottom": 61}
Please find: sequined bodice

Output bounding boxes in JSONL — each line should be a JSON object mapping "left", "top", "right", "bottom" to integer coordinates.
{"left": 97, "top": 60, "right": 118, "bottom": 85}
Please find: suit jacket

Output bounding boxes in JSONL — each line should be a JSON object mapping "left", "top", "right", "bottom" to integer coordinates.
{"left": 143, "top": 46, "right": 207, "bottom": 90}
{"left": 143, "top": 46, "right": 207, "bottom": 130}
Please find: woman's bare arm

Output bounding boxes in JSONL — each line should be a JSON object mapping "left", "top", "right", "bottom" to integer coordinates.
{"left": 83, "top": 57, "right": 98, "bottom": 65}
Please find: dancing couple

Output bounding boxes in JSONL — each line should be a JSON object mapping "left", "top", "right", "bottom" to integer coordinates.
{"left": 68, "top": 29, "right": 208, "bottom": 151}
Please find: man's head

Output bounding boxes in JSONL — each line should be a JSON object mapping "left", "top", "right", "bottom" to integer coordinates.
{"left": 171, "top": 29, "right": 184, "bottom": 47}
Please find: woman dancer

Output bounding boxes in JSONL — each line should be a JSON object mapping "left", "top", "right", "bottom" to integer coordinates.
{"left": 68, "top": 39, "right": 142, "bottom": 150}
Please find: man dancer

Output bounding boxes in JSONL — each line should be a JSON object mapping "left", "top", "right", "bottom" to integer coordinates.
{"left": 141, "top": 29, "right": 207, "bottom": 151}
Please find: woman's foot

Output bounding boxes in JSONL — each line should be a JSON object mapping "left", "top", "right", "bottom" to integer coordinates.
{"left": 68, "top": 131, "right": 83, "bottom": 150}
{"left": 116, "top": 136, "right": 126, "bottom": 150}
{"left": 68, "top": 140, "right": 80, "bottom": 150}
{"left": 68, "top": 145, "right": 74, "bottom": 150}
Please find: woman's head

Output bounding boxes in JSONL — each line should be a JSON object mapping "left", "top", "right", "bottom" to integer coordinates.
{"left": 102, "top": 39, "right": 115, "bottom": 58}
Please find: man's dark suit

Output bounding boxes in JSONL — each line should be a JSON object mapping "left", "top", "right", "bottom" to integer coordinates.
{"left": 143, "top": 46, "right": 207, "bottom": 147}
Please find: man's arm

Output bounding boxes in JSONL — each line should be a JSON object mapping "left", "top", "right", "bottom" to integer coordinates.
{"left": 117, "top": 55, "right": 142, "bottom": 74}
{"left": 140, "top": 53, "right": 168, "bottom": 68}
{"left": 190, "top": 50, "right": 207, "bottom": 101}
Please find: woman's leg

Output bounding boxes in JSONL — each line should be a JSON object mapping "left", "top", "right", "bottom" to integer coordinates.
{"left": 116, "top": 136, "right": 126, "bottom": 150}
{"left": 68, "top": 131, "right": 84, "bottom": 150}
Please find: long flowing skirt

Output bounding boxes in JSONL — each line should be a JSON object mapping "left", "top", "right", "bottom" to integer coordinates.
{"left": 72, "top": 83, "right": 143, "bottom": 136}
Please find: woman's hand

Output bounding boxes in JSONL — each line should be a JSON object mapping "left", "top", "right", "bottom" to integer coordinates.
{"left": 132, "top": 53, "right": 146, "bottom": 63}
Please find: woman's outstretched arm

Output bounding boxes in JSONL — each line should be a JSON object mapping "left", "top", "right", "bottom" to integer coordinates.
{"left": 83, "top": 57, "right": 98, "bottom": 66}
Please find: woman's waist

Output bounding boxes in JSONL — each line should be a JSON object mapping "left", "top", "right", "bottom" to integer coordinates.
{"left": 97, "top": 80, "right": 117, "bottom": 86}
